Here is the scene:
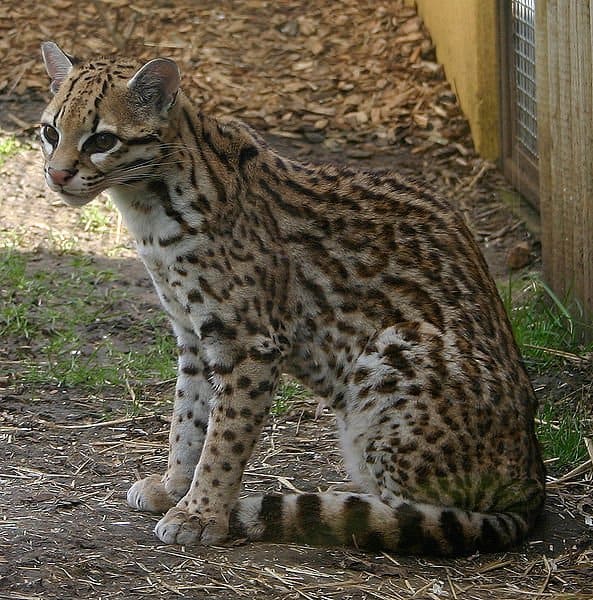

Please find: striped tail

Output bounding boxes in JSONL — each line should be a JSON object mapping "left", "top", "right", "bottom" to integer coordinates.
{"left": 229, "top": 491, "right": 541, "bottom": 556}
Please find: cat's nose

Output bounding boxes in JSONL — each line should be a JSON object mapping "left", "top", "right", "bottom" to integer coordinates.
{"left": 48, "top": 166, "right": 77, "bottom": 186}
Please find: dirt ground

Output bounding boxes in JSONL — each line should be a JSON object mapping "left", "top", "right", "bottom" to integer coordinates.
{"left": 1, "top": 2, "right": 593, "bottom": 599}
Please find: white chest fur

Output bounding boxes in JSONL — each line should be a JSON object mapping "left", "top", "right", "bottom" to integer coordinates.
{"left": 107, "top": 185, "right": 198, "bottom": 323}
{"left": 109, "top": 186, "right": 173, "bottom": 247}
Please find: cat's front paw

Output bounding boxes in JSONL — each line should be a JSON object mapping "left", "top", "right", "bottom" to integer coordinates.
{"left": 127, "top": 474, "right": 178, "bottom": 514}
{"left": 155, "top": 506, "right": 228, "bottom": 545}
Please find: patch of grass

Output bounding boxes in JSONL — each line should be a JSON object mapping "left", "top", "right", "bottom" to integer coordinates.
{"left": 501, "top": 274, "right": 592, "bottom": 470}
{"left": 537, "top": 398, "right": 591, "bottom": 470}
{"left": 0, "top": 135, "right": 24, "bottom": 166}
{"left": 46, "top": 229, "right": 81, "bottom": 255}
{"left": 0, "top": 227, "right": 29, "bottom": 249}
{"left": 272, "top": 378, "right": 312, "bottom": 415}
{"left": 0, "top": 249, "right": 32, "bottom": 338}
{"left": 501, "top": 274, "right": 593, "bottom": 370}
{"left": 79, "top": 199, "right": 118, "bottom": 234}
{"left": 116, "top": 316, "right": 178, "bottom": 382}
{"left": 1, "top": 247, "right": 175, "bottom": 393}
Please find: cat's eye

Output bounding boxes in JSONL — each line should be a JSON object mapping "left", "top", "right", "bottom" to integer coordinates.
{"left": 41, "top": 124, "right": 59, "bottom": 146}
{"left": 83, "top": 132, "right": 119, "bottom": 154}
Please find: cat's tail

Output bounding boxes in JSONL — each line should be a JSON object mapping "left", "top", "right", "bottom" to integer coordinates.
{"left": 229, "top": 491, "right": 543, "bottom": 555}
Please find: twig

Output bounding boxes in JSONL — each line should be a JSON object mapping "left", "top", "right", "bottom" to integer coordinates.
{"left": 243, "top": 471, "right": 304, "bottom": 493}
{"left": 478, "top": 559, "right": 515, "bottom": 574}
{"left": 536, "top": 555, "right": 553, "bottom": 596}
{"left": 585, "top": 437, "right": 593, "bottom": 462}
{"left": 262, "top": 567, "right": 316, "bottom": 600}
{"left": 460, "top": 162, "right": 492, "bottom": 191}
{"left": 487, "top": 219, "right": 524, "bottom": 242}
{"left": 40, "top": 414, "right": 160, "bottom": 430}
{"left": 446, "top": 572, "right": 458, "bottom": 600}
{"left": 547, "top": 459, "right": 593, "bottom": 488}
{"left": 523, "top": 344, "right": 588, "bottom": 363}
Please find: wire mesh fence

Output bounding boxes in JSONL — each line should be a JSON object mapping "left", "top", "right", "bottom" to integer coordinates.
{"left": 512, "top": 0, "right": 538, "bottom": 160}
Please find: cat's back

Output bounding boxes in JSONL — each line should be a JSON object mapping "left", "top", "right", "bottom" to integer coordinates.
{"left": 249, "top": 149, "right": 500, "bottom": 320}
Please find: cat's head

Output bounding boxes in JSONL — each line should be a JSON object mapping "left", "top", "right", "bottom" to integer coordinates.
{"left": 40, "top": 42, "right": 180, "bottom": 206}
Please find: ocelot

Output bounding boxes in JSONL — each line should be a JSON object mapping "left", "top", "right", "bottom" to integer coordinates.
{"left": 39, "top": 41, "right": 545, "bottom": 555}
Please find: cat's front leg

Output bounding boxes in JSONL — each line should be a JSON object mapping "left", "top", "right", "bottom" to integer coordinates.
{"left": 128, "top": 328, "right": 213, "bottom": 514}
{"left": 154, "top": 339, "right": 281, "bottom": 545}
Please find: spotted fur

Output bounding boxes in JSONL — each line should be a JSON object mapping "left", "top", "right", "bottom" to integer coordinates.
{"left": 40, "top": 42, "right": 545, "bottom": 555}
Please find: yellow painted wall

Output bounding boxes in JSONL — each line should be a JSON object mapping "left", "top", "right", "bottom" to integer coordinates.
{"left": 408, "top": 0, "right": 500, "bottom": 160}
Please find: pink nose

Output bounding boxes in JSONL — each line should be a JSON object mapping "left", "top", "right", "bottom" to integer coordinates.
{"left": 48, "top": 167, "right": 77, "bottom": 186}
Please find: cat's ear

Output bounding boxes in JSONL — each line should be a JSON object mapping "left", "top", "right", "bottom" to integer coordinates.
{"left": 41, "top": 42, "right": 74, "bottom": 94}
{"left": 127, "top": 58, "right": 180, "bottom": 113}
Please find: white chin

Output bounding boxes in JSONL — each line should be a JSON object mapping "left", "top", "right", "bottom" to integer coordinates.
{"left": 58, "top": 191, "right": 96, "bottom": 207}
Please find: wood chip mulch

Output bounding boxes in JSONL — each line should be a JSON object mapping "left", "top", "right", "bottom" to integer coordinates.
{"left": 1, "top": 0, "right": 477, "bottom": 178}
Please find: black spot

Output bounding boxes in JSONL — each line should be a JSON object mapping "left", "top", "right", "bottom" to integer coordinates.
{"left": 193, "top": 419, "right": 208, "bottom": 434}
{"left": 383, "top": 343, "right": 414, "bottom": 375}
{"left": 200, "top": 313, "right": 237, "bottom": 340}
{"left": 332, "top": 392, "right": 346, "bottom": 410}
{"left": 184, "top": 253, "right": 201, "bottom": 264}
{"left": 440, "top": 509, "right": 468, "bottom": 555}
{"left": 237, "top": 376, "right": 252, "bottom": 389}
{"left": 193, "top": 193, "right": 211, "bottom": 212}
{"left": 295, "top": 494, "right": 339, "bottom": 546}
{"left": 396, "top": 502, "right": 441, "bottom": 555}
{"left": 159, "top": 232, "right": 185, "bottom": 247}
{"left": 258, "top": 495, "right": 284, "bottom": 541}
{"left": 182, "top": 364, "right": 199, "bottom": 376}
{"left": 238, "top": 145, "right": 259, "bottom": 170}
{"left": 210, "top": 362, "right": 234, "bottom": 376}
{"left": 232, "top": 442, "right": 245, "bottom": 454}
{"left": 248, "top": 380, "right": 272, "bottom": 398}
{"left": 187, "top": 289, "right": 203, "bottom": 303}
{"left": 343, "top": 495, "right": 383, "bottom": 550}
{"left": 375, "top": 376, "right": 399, "bottom": 394}
{"left": 428, "top": 376, "right": 443, "bottom": 396}
{"left": 248, "top": 345, "right": 280, "bottom": 363}
{"left": 223, "top": 430, "right": 236, "bottom": 441}
{"left": 478, "top": 515, "right": 504, "bottom": 552}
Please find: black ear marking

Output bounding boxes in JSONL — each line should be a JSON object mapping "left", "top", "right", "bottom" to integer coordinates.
{"left": 127, "top": 58, "right": 180, "bottom": 113}
{"left": 41, "top": 42, "right": 74, "bottom": 94}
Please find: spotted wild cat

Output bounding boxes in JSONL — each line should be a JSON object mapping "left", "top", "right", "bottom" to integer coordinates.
{"left": 39, "top": 41, "right": 545, "bottom": 555}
